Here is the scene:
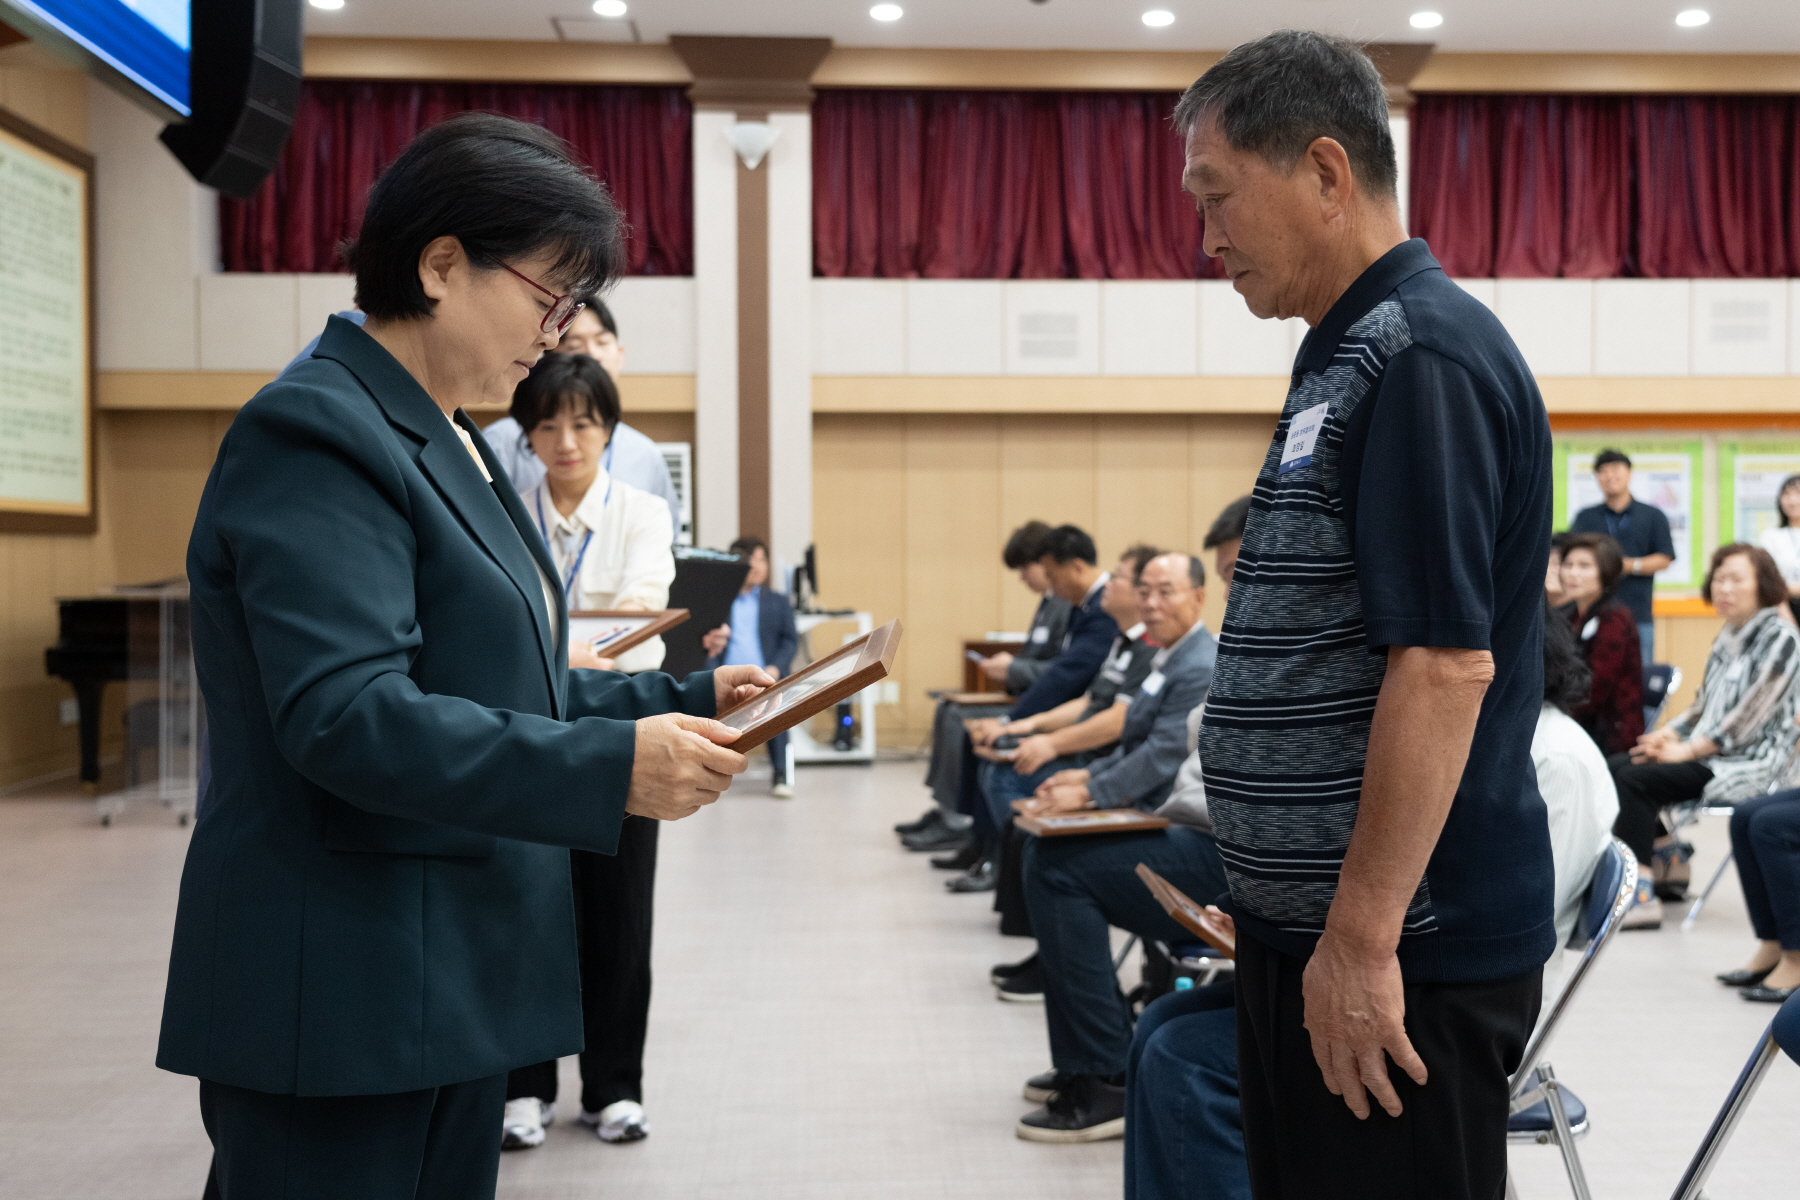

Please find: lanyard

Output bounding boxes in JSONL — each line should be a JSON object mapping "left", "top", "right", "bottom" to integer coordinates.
{"left": 534, "top": 477, "right": 611, "bottom": 605}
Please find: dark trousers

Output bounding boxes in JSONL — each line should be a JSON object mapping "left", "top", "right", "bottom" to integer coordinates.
{"left": 507, "top": 815, "right": 658, "bottom": 1113}
{"left": 1234, "top": 934, "right": 1539, "bottom": 1200}
{"left": 1607, "top": 754, "right": 1714, "bottom": 864}
{"left": 766, "top": 729, "right": 790, "bottom": 784}
{"left": 925, "top": 699, "right": 1006, "bottom": 812}
{"left": 1125, "top": 982, "right": 1250, "bottom": 1200}
{"left": 1730, "top": 788, "right": 1800, "bottom": 949}
{"left": 200, "top": 1073, "right": 505, "bottom": 1200}
{"left": 981, "top": 757, "right": 1085, "bottom": 939}
{"left": 1023, "top": 826, "right": 1229, "bottom": 1075}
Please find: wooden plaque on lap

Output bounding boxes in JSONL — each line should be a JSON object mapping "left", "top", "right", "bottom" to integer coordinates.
{"left": 568, "top": 609, "right": 690, "bottom": 659}
{"left": 1010, "top": 803, "right": 1171, "bottom": 838}
{"left": 716, "top": 619, "right": 903, "bottom": 751}
{"left": 1135, "top": 863, "right": 1236, "bottom": 959}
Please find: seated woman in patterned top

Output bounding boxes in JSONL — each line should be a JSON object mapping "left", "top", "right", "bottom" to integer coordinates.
{"left": 1610, "top": 544, "right": 1800, "bottom": 929}
{"left": 1557, "top": 532, "right": 1643, "bottom": 756}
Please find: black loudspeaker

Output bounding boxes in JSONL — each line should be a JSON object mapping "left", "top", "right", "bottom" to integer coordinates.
{"left": 159, "top": 0, "right": 304, "bottom": 199}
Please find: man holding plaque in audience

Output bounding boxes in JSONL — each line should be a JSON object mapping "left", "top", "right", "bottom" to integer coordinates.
{"left": 1180, "top": 33, "right": 1554, "bottom": 1200}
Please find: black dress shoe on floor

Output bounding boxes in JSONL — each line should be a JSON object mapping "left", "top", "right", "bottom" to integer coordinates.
{"left": 895, "top": 808, "right": 943, "bottom": 836}
{"left": 1016, "top": 1074, "right": 1125, "bottom": 1143}
{"left": 996, "top": 957, "right": 1044, "bottom": 1002}
{"left": 1717, "top": 966, "right": 1775, "bottom": 988}
{"left": 903, "top": 824, "right": 971, "bottom": 852}
{"left": 1022, "top": 1068, "right": 1067, "bottom": 1104}
{"left": 991, "top": 952, "right": 1039, "bottom": 986}
{"left": 931, "top": 841, "right": 983, "bottom": 871}
{"left": 1740, "top": 983, "right": 1800, "bottom": 1003}
{"left": 947, "top": 857, "right": 998, "bottom": 892}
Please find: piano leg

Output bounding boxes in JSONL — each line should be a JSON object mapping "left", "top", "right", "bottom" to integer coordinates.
{"left": 72, "top": 678, "right": 106, "bottom": 791}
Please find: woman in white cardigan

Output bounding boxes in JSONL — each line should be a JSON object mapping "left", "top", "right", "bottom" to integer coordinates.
{"left": 514, "top": 352, "right": 674, "bottom": 674}
{"left": 499, "top": 351, "right": 676, "bottom": 1150}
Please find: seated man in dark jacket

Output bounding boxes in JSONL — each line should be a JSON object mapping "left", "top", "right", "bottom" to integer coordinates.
{"left": 703, "top": 535, "right": 800, "bottom": 796}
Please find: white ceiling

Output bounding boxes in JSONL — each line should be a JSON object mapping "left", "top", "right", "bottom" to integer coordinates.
{"left": 303, "top": 0, "right": 1800, "bottom": 55}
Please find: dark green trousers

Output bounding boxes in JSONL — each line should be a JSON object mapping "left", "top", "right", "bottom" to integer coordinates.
{"left": 199, "top": 1073, "right": 506, "bottom": 1199}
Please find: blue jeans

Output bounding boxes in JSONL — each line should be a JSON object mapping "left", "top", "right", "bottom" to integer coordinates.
{"left": 1126, "top": 983, "right": 1250, "bottom": 1200}
{"left": 979, "top": 755, "right": 1082, "bottom": 831}
{"left": 1022, "top": 825, "right": 1228, "bottom": 1075}
{"left": 1730, "top": 789, "right": 1800, "bottom": 950}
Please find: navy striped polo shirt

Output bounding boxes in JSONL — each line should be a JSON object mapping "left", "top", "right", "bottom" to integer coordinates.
{"left": 1199, "top": 239, "right": 1558, "bottom": 985}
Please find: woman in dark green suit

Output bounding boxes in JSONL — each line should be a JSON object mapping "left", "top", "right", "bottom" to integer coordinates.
{"left": 157, "top": 114, "right": 771, "bottom": 1199}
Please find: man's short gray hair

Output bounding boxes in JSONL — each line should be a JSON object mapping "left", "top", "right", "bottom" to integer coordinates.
{"left": 1172, "top": 30, "right": 1397, "bottom": 200}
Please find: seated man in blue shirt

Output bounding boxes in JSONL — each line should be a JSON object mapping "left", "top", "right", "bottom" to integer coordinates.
{"left": 703, "top": 536, "right": 800, "bottom": 797}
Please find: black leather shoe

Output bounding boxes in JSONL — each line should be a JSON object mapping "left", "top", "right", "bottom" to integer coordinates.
{"left": 931, "top": 841, "right": 982, "bottom": 871}
{"left": 1717, "top": 966, "right": 1775, "bottom": 988}
{"left": 1016, "top": 1074, "right": 1125, "bottom": 1143}
{"left": 1022, "top": 1068, "right": 1066, "bottom": 1104}
{"left": 946, "top": 857, "right": 997, "bottom": 892}
{"left": 991, "top": 952, "right": 1039, "bottom": 986}
{"left": 1740, "top": 983, "right": 1800, "bottom": 1003}
{"left": 894, "top": 808, "right": 943, "bottom": 836}
{"left": 903, "top": 824, "right": 970, "bottom": 852}
{"left": 996, "top": 957, "right": 1044, "bottom": 1001}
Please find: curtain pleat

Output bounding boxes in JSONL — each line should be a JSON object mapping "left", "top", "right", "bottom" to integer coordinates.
{"left": 1413, "top": 93, "right": 1799, "bottom": 278}
{"left": 813, "top": 88, "right": 1221, "bottom": 279}
{"left": 219, "top": 80, "right": 693, "bottom": 275}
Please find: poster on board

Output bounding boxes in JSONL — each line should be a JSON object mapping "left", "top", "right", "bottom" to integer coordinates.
{"left": 1720, "top": 442, "right": 1800, "bottom": 547}
{"left": 1553, "top": 440, "right": 1703, "bottom": 590}
{"left": 0, "top": 107, "right": 93, "bottom": 532}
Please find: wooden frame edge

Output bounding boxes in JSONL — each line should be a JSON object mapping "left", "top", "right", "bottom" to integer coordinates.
{"left": 568, "top": 608, "right": 690, "bottom": 658}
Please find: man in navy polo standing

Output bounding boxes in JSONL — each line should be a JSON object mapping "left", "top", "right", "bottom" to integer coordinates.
{"left": 1570, "top": 448, "right": 1675, "bottom": 670}
{"left": 1177, "top": 32, "right": 1556, "bottom": 1200}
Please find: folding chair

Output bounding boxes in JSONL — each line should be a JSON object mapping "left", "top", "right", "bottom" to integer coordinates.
{"left": 1667, "top": 989, "right": 1800, "bottom": 1200}
{"left": 1677, "top": 737, "right": 1800, "bottom": 928}
{"left": 1505, "top": 839, "right": 1638, "bottom": 1200}
{"left": 1643, "top": 664, "right": 1681, "bottom": 729}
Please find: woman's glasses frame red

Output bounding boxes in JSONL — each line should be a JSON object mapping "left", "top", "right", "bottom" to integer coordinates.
{"left": 500, "top": 263, "right": 584, "bottom": 336}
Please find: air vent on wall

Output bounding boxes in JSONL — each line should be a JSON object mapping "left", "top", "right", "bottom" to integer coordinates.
{"left": 1017, "top": 312, "right": 1079, "bottom": 359}
{"left": 1708, "top": 299, "right": 1772, "bottom": 345}
{"left": 551, "top": 16, "right": 641, "bottom": 42}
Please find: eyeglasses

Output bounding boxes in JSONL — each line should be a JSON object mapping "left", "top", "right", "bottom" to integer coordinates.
{"left": 500, "top": 263, "right": 584, "bottom": 336}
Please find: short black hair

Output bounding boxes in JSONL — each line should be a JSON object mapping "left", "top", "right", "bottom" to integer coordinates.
{"left": 1204, "top": 496, "right": 1252, "bottom": 549}
{"left": 1592, "top": 448, "right": 1632, "bottom": 471}
{"left": 569, "top": 292, "right": 619, "bottom": 338}
{"left": 1041, "top": 524, "right": 1097, "bottom": 567}
{"left": 344, "top": 113, "right": 624, "bottom": 321}
{"left": 1173, "top": 30, "right": 1397, "bottom": 200}
{"left": 1561, "top": 532, "right": 1625, "bottom": 595}
{"left": 1117, "top": 543, "right": 1165, "bottom": 584}
{"left": 729, "top": 535, "right": 768, "bottom": 560}
{"left": 509, "top": 352, "right": 621, "bottom": 434}
{"left": 1004, "top": 521, "right": 1054, "bottom": 569}
{"left": 1542, "top": 599, "right": 1592, "bottom": 714}
{"left": 1777, "top": 475, "right": 1800, "bottom": 527}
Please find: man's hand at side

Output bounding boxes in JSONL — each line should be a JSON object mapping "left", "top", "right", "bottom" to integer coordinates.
{"left": 714, "top": 664, "right": 775, "bottom": 711}
{"left": 626, "top": 713, "right": 748, "bottom": 820}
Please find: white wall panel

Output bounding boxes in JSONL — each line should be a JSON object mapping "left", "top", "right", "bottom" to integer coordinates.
{"left": 608, "top": 276, "right": 696, "bottom": 374}
{"left": 1495, "top": 280, "right": 1592, "bottom": 376}
{"left": 294, "top": 273, "right": 356, "bottom": 353}
{"left": 811, "top": 279, "right": 905, "bottom": 375}
{"left": 1100, "top": 281, "right": 1198, "bottom": 376}
{"left": 1004, "top": 281, "right": 1099, "bottom": 376}
{"left": 1198, "top": 282, "right": 1300, "bottom": 375}
{"left": 1594, "top": 280, "right": 1690, "bottom": 376}
{"left": 1453, "top": 279, "right": 1497, "bottom": 311}
{"left": 691, "top": 109, "right": 738, "bottom": 547}
{"left": 199, "top": 275, "right": 298, "bottom": 370}
{"left": 1792, "top": 281, "right": 1800, "bottom": 376}
{"left": 907, "top": 280, "right": 1003, "bottom": 375}
{"left": 1691, "top": 280, "right": 1787, "bottom": 377}
{"left": 765, "top": 110, "right": 814, "bottom": 566}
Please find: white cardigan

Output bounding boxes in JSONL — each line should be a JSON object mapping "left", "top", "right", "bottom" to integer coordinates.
{"left": 522, "top": 470, "right": 676, "bottom": 672}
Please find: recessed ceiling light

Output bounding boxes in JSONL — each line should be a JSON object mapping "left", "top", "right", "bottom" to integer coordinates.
{"left": 1409, "top": 11, "right": 1443, "bottom": 28}
{"left": 592, "top": 0, "right": 627, "bottom": 15}
{"left": 870, "top": 3, "right": 903, "bottom": 20}
{"left": 1675, "top": 9, "right": 1710, "bottom": 26}
{"left": 1142, "top": 9, "right": 1175, "bottom": 27}
{"left": 308, "top": 0, "right": 344, "bottom": 9}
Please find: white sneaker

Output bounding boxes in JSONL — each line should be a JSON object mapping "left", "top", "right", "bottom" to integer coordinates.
{"left": 771, "top": 782, "right": 794, "bottom": 800}
{"left": 501, "top": 1097, "right": 554, "bottom": 1149}
{"left": 581, "top": 1099, "right": 649, "bottom": 1143}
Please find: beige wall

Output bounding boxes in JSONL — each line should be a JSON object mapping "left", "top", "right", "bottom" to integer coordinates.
{"left": 812, "top": 412, "right": 1275, "bottom": 747}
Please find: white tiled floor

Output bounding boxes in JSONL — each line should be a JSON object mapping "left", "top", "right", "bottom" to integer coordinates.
{"left": 0, "top": 761, "right": 1794, "bottom": 1199}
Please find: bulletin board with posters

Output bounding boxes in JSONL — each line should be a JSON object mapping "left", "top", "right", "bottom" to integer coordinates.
{"left": 1552, "top": 439, "right": 1704, "bottom": 592}
{"left": 0, "top": 106, "right": 95, "bottom": 533}
{"left": 1720, "top": 441, "right": 1800, "bottom": 546}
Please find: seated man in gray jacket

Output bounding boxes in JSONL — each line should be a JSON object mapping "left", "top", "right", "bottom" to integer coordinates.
{"left": 1011, "top": 551, "right": 1225, "bottom": 1145}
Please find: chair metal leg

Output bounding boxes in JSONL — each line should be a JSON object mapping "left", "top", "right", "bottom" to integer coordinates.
{"left": 1540, "top": 1065, "right": 1593, "bottom": 1200}
{"left": 1669, "top": 1031, "right": 1779, "bottom": 1200}
{"left": 1682, "top": 851, "right": 1736, "bottom": 929}
{"left": 1113, "top": 933, "right": 1139, "bottom": 974}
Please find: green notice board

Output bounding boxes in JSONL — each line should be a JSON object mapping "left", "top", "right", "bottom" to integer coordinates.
{"left": 1720, "top": 441, "right": 1800, "bottom": 547}
{"left": 1552, "top": 439, "right": 1704, "bottom": 591}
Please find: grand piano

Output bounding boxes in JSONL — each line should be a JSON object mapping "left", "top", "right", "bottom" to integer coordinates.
{"left": 45, "top": 585, "right": 191, "bottom": 789}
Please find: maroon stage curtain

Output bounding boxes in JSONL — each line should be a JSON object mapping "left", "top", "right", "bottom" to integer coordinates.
{"left": 220, "top": 80, "right": 693, "bottom": 275}
{"left": 813, "top": 89, "right": 1222, "bottom": 279}
{"left": 1412, "top": 93, "right": 1800, "bottom": 278}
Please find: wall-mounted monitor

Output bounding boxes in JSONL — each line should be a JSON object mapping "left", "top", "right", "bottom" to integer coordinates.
{"left": 0, "top": 0, "right": 191, "bottom": 118}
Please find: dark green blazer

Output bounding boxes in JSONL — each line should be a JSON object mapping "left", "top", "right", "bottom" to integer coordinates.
{"left": 156, "top": 317, "right": 714, "bottom": 1097}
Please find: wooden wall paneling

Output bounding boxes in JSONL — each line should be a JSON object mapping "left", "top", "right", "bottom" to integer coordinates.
{"left": 997, "top": 415, "right": 1098, "bottom": 633}
{"left": 100, "top": 411, "right": 233, "bottom": 585}
{"left": 1189, "top": 414, "right": 1279, "bottom": 634}
{"left": 1094, "top": 415, "right": 1196, "bottom": 570}
{"left": 0, "top": 62, "right": 87, "bottom": 146}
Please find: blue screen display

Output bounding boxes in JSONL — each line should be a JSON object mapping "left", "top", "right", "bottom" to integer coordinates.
{"left": 11, "top": 0, "right": 190, "bottom": 115}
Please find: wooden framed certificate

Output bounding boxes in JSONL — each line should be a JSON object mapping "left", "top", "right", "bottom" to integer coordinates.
{"left": 568, "top": 609, "right": 689, "bottom": 659}
{"left": 1011, "top": 802, "right": 1171, "bottom": 838}
{"left": 715, "top": 618, "right": 902, "bottom": 751}
{"left": 1135, "top": 863, "right": 1235, "bottom": 959}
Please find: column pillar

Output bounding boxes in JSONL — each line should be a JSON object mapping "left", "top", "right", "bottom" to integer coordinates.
{"left": 672, "top": 36, "right": 831, "bottom": 563}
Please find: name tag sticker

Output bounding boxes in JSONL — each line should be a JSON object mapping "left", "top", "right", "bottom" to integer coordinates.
{"left": 1279, "top": 401, "right": 1330, "bottom": 475}
{"left": 1030, "top": 626, "right": 1050, "bottom": 644}
{"left": 1726, "top": 659, "right": 1748, "bottom": 683}
{"left": 1141, "top": 671, "right": 1165, "bottom": 697}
